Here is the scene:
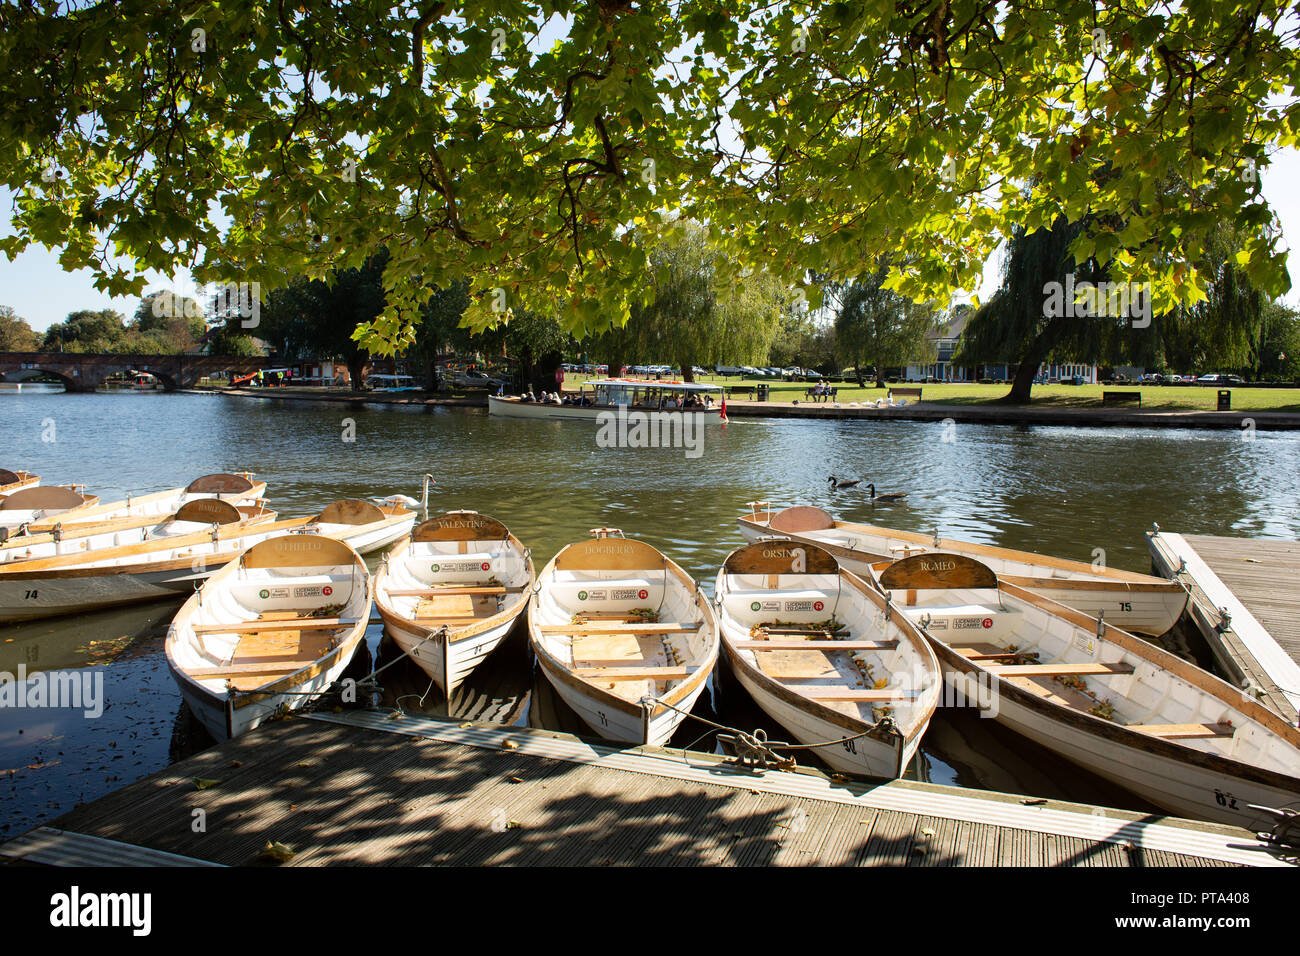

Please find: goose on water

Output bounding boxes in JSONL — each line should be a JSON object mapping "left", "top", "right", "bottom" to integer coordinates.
{"left": 827, "top": 475, "right": 861, "bottom": 489}
{"left": 866, "top": 483, "right": 907, "bottom": 503}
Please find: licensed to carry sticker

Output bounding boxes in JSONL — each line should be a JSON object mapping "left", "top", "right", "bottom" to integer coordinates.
{"left": 294, "top": 585, "right": 323, "bottom": 598}
{"left": 785, "top": 600, "right": 814, "bottom": 612}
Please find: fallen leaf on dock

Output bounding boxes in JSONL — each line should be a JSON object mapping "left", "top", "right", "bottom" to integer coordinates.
{"left": 501, "top": 739, "right": 519, "bottom": 750}
{"left": 459, "top": 722, "right": 473, "bottom": 729}
{"left": 509, "top": 776, "right": 523, "bottom": 783}
{"left": 258, "top": 841, "right": 296, "bottom": 863}
{"left": 192, "top": 778, "right": 219, "bottom": 790}
{"left": 1020, "top": 798, "right": 1047, "bottom": 806}
{"left": 920, "top": 828, "right": 936, "bottom": 837}
{"left": 229, "top": 760, "right": 242, "bottom": 768}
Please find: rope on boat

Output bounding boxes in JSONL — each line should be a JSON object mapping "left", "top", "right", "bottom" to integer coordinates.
{"left": 644, "top": 696, "right": 897, "bottom": 773}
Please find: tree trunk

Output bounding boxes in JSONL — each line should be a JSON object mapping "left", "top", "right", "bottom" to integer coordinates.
{"left": 853, "top": 364, "right": 864, "bottom": 388}
{"left": 874, "top": 363, "right": 885, "bottom": 389}
{"left": 1005, "top": 357, "right": 1040, "bottom": 403}
{"left": 347, "top": 353, "right": 368, "bottom": 391}
{"left": 682, "top": 362, "right": 696, "bottom": 383}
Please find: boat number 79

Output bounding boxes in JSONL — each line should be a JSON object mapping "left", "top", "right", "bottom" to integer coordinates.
{"left": 1214, "top": 789, "right": 1238, "bottom": 810}
{"left": 1118, "top": 602, "right": 1132, "bottom": 612}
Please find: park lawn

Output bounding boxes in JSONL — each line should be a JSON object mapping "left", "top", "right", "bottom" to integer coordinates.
{"left": 564, "top": 373, "right": 1300, "bottom": 412}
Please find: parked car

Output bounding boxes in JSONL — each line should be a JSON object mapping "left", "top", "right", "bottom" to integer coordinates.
{"left": 1196, "top": 373, "right": 1246, "bottom": 385}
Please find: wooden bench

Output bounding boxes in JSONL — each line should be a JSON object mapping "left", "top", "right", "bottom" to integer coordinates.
{"left": 574, "top": 666, "right": 691, "bottom": 681}
{"left": 793, "top": 687, "right": 915, "bottom": 701}
{"left": 386, "top": 586, "right": 523, "bottom": 597}
{"left": 1128, "top": 722, "right": 1236, "bottom": 739}
{"left": 538, "top": 622, "right": 701, "bottom": 635}
{"left": 727, "top": 386, "right": 756, "bottom": 399}
{"left": 888, "top": 386, "right": 923, "bottom": 401}
{"left": 733, "top": 640, "right": 898, "bottom": 651}
{"left": 1102, "top": 390, "right": 1142, "bottom": 407}
{"left": 192, "top": 617, "right": 349, "bottom": 634}
{"left": 986, "top": 662, "right": 1135, "bottom": 677}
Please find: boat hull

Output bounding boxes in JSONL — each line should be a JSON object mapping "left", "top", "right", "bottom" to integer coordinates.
{"left": 489, "top": 394, "right": 724, "bottom": 421}
{"left": 938, "top": 647, "right": 1300, "bottom": 830}
{"left": 739, "top": 515, "right": 1188, "bottom": 636}
{"left": 0, "top": 513, "right": 412, "bottom": 624}
{"left": 380, "top": 611, "right": 522, "bottom": 695}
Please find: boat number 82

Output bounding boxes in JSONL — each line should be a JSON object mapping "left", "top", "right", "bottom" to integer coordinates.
{"left": 1214, "top": 789, "right": 1238, "bottom": 810}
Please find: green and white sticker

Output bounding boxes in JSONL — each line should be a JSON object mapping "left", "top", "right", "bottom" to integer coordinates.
{"left": 259, "top": 589, "right": 270, "bottom": 599}
{"left": 750, "top": 601, "right": 762, "bottom": 612}
{"left": 578, "top": 590, "right": 589, "bottom": 601}
{"left": 431, "top": 563, "right": 441, "bottom": 573}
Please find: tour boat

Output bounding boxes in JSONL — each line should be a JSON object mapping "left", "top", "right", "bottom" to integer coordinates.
{"left": 739, "top": 504, "right": 1188, "bottom": 636}
{"left": 374, "top": 510, "right": 534, "bottom": 695}
{"left": 0, "top": 486, "right": 100, "bottom": 532}
{"left": 489, "top": 378, "right": 726, "bottom": 421}
{"left": 0, "top": 469, "right": 39, "bottom": 500}
{"left": 529, "top": 530, "right": 719, "bottom": 745}
{"left": 714, "top": 541, "right": 941, "bottom": 779}
{"left": 868, "top": 551, "right": 1300, "bottom": 830}
{"left": 0, "top": 498, "right": 278, "bottom": 564}
{"left": 0, "top": 499, "right": 413, "bottom": 623}
{"left": 23, "top": 472, "right": 268, "bottom": 533}
{"left": 166, "top": 534, "right": 371, "bottom": 740}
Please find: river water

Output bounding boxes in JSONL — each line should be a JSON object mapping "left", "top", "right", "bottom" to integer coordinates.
{"left": 2, "top": 390, "right": 1298, "bottom": 836}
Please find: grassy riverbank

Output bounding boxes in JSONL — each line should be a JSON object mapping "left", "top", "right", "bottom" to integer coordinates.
{"left": 567, "top": 375, "right": 1300, "bottom": 412}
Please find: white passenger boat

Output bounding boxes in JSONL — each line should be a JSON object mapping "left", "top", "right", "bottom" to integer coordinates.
{"left": 489, "top": 378, "right": 726, "bottom": 421}
{"left": 374, "top": 510, "right": 534, "bottom": 695}
{"left": 166, "top": 534, "right": 371, "bottom": 740}
{"left": 23, "top": 472, "right": 267, "bottom": 533}
{"left": 0, "top": 499, "right": 278, "bottom": 564}
{"left": 739, "top": 504, "right": 1188, "bottom": 636}
{"left": 870, "top": 551, "right": 1300, "bottom": 830}
{"left": 529, "top": 531, "right": 719, "bottom": 745}
{"left": 714, "top": 541, "right": 940, "bottom": 779}
{"left": 0, "top": 499, "right": 413, "bottom": 623}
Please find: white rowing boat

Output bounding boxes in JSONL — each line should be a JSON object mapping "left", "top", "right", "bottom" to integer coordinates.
{"left": 489, "top": 378, "right": 726, "bottom": 421}
{"left": 714, "top": 541, "right": 941, "bottom": 779}
{"left": 529, "top": 530, "right": 719, "bottom": 745}
{"left": 23, "top": 472, "right": 268, "bottom": 534}
{"left": 166, "top": 534, "right": 371, "bottom": 740}
{"left": 0, "top": 499, "right": 278, "bottom": 564}
{"left": 0, "top": 486, "right": 100, "bottom": 532}
{"left": 0, "top": 499, "right": 413, "bottom": 623}
{"left": 374, "top": 510, "right": 534, "bottom": 695}
{"left": 0, "top": 469, "right": 39, "bottom": 499}
{"left": 870, "top": 551, "right": 1300, "bottom": 830}
{"left": 739, "top": 504, "right": 1189, "bottom": 636}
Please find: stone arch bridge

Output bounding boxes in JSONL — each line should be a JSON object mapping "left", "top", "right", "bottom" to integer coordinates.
{"left": 0, "top": 352, "right": 271, "bottom": 392}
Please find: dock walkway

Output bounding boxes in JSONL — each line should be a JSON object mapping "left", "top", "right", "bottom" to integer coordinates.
{"left": 3, "top": 712, "right": 1288, "bottom": 867}
{"left": 1149, "top": 531, "right": 1300, "bottom": 721}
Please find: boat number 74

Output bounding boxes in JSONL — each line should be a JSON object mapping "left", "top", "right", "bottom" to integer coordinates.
{"left": 24, "top": 590, "right": 38, "bottom": 599}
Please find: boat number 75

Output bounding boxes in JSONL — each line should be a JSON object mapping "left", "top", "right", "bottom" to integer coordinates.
{"left": 1214, "top": 789, "right": 1238, "bottom": 810}
{"left": 1117, "top": 602, "right": 1132, "bottom": 612}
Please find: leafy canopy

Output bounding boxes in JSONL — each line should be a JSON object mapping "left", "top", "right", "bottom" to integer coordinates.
{"left": 0, "top": 0, "right": 1296, "bottom": 354}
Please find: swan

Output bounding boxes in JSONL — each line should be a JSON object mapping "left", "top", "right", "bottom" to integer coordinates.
{"left": 371, "top": 474, "right": 435, "bottom": 517}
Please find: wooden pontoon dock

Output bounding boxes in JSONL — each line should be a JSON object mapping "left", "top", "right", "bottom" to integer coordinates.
{"left": 1149, "top": 530, "right": 1300, "bottom": 723}
{"left": 2, "top": 711, "right": 1289, "bottom": 867}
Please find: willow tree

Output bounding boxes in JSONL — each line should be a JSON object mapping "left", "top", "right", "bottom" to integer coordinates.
{"left": 833, "top": 266, "right": 937, "bottom": 387}
{"left": 596, "top": 223, "right": 784, "bottom": 378}
{"left": 0, "top": 2, "right": 1294, "bottom": 354}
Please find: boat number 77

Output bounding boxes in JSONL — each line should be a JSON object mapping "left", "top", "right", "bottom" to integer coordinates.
{"left": 1118, "top": 602, "right": 1132, "bottom": 612}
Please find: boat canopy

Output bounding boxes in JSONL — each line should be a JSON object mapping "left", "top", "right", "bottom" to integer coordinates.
{"left": 585, "top": 378, "right": 723, "bottom": 392}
